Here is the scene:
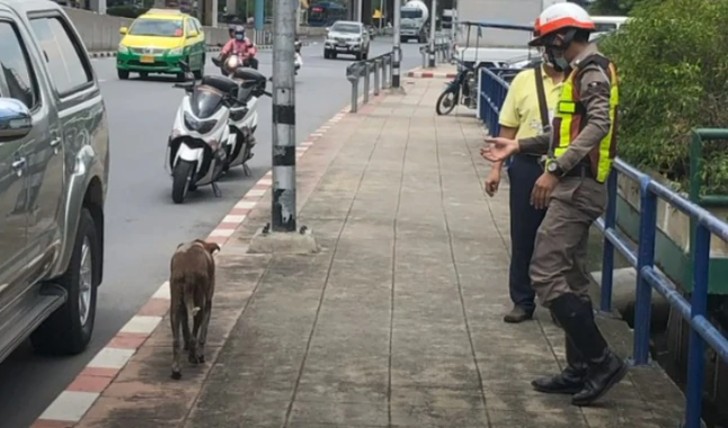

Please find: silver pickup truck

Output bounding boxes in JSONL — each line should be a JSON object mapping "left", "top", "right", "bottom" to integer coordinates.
{"left": 0, "top": 0, "right": 108, "bottom": 362}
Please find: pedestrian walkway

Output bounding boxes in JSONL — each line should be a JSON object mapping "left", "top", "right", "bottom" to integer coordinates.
{"left": 38, "top": 78, "right": 686, "bottom": 428}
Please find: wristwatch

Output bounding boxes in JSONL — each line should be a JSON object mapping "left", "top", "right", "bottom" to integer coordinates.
{"left": 545, "top": 158, "right": 563, "bottom": 176}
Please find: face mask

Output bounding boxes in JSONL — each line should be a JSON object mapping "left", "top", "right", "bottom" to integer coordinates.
{"left": 546, "top": 48, "right": 569, "bottom": 72}
{"left": 539, "top": 48, "right": 553, "bottom": 67}
{"left": 235, "top": 34, "right": 244, "bottom": 41}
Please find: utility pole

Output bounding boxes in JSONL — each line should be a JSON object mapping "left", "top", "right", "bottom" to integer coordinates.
{"left": 271, "top": 0, "right": 297, "bottom": 232}
{"left": 392, "top": 0, "right": 401, "bottom": 88}
{"left": 428, "top": 0, "right": 437, "bottom": 67}
{"left": 255, "top": 0, "right": 265, "bottom": 45}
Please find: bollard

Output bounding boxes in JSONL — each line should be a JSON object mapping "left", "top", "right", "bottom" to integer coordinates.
{"left": 373, "top": 59, "right": 381, "bottom": 95}
{"left": 363, "top": 61, "right": 370, "bottom": 104}
{"left": 346, "top": 62, "right": 362, "bottom": 113}
{"left": 382, "top": 56, "right": 389, "bottom": 89}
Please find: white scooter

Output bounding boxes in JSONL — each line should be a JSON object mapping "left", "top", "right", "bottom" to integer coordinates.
{"left": 166, "top": 61, "right": 241, "bottom": 204}
{"left": 213, "top": 56, "right": 271, "bottom": 175}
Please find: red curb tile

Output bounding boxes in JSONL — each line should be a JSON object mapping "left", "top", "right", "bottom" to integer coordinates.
{"left": 82, "top": 367, "right": 120, "bottom": 377}
{"left": 137, "top": 298, "right": 170, "bottom": 317}
{"left": 31, "top": 420, "right": 73, "bottom": 428}
{"left": 67, "top": 371, "right": 115, "bottom": 393}
{"left": 228, "top": 207, "right": 250, "bottom": 216}
{"left": 206, "top": 235, "right": 228, "bottom": 245}
{"left": 108, "top": 332, "right": 150, "bottom": 349}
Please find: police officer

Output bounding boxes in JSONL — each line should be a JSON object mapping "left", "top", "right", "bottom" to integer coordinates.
{"left": 482, "top": 3, "right": 627, "bottom": 406}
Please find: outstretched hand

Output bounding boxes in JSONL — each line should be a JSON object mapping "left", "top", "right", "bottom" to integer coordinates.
{"left": 482, "top": 137, "right": 520, "bottom": 162}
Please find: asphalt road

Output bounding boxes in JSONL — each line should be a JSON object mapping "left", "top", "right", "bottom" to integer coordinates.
{"left": 0, "top": 38, "right": 424, "bottom": 427}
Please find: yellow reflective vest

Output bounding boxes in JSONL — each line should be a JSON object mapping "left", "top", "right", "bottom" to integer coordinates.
{"left": 551, "top": 54, "right": 619, "bottom": 183}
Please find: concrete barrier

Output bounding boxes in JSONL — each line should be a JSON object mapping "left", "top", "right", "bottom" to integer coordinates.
{"left": 64, "top": 7, "right": 328, "bottom": 53}
{"left": 64, "top": 7, "right": 230, "bottom": 53}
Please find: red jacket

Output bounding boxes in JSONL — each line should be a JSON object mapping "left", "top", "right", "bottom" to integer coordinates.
{"left": 221, "top": 38, "right": 257, "bottom": 60}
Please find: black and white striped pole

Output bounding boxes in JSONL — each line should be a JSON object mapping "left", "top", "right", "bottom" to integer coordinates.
{"left": 428, "top": 0, "right": 437, "bottom": 67}
{"left": 392, "top": 0, "right": 402, "bottom": 88}
{"left": 271, "top": 0, "right": 297, "bottom": 232}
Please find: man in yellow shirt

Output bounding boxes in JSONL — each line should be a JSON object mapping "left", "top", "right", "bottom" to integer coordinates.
{"left": 481, "top": 50, "right": 563, "bottom": 323}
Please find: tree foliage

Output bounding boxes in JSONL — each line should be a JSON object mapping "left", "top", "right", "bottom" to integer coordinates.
{"left": 599, "top": 0, "right": 728, "bottom": 194}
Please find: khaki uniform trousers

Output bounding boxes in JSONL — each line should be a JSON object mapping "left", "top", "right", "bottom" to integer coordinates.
{"left": 529, "top": 176, "right": 607, "bottom": 307}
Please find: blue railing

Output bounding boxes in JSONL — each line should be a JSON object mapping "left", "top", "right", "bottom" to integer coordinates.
{"left": 477, "top": 66, "right": 728, "bottom": 428}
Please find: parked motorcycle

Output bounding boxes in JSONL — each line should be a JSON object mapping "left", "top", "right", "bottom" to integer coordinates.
{"left": 212, "top": 58, "right": 270, "bottom": 175}
{"left": 436, "top": 59, "right": 477, "bottom": 116}
{"left": 295, "top": 39, "right": 303, "bottom": 75}
{"left": 166, "top": 61, "right": 243, "bottom": 204}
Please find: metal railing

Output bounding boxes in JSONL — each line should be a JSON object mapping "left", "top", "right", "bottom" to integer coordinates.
{"left": 346, "top": 52, "right": 393, "bottom": 113}
{"left": 419, "top": 34, "right": 452, "bottom": 68}
{"left": 478, "top": 64, "right": 728, "bottom": 428}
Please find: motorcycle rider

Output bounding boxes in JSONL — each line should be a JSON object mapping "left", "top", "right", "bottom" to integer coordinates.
{"left": 219, "top": 25, "right": 258, "bottom": 70}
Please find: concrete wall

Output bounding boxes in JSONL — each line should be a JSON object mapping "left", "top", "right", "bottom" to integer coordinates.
{"left": 457, "top": 0, "right": 542, "bottom": 47}
{"left": 63, "top": 7, "right": 231, "bottom": 52}
{"left": 63, "top": 7, "right": 327, "bottom": 52}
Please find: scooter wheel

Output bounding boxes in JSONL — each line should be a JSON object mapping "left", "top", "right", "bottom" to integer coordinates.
{"left": 172, "top": 160, "right": 195, "bottom": 204}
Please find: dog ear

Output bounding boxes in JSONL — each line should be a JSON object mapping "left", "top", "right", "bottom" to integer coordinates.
{"left": 201, "top": 241, "right": 221, "bottom": 255}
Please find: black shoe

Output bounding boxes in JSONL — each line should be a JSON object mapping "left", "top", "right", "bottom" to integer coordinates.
{"left": 572, "top": 349, "right": 628, "bottom": 406}
{"left": 503, "top": 306, "right": 533, "bottom": 323}
{"left": 549, "top": 294, "right": 627, "bottom": 406}
{"left": 532, "top": 336, "right": 587, "bottom": 394}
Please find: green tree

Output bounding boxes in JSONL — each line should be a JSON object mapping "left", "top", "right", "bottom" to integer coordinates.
{"left": 600, "top": 0, "right": 728, "bottom": 194}
{"left": 588, "top": 0, "right": 654, "bottom": 15}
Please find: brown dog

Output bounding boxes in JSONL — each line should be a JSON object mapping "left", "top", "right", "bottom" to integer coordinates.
{"left": 169, "top": 239, "right": 220, "bottom": 379}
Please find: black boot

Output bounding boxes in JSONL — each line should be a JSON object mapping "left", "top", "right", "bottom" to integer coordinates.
{"left": 531, "top": 336, "right": 588, "bottom": 394}
{"left": 549, "top": 294, "right": 628, "bottom": 406}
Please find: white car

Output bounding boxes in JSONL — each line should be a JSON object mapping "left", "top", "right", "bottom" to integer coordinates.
{"left": 324, "top": 21, "right": 370, "bottom": 60}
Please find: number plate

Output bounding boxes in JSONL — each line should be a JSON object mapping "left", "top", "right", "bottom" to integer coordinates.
{"left": 140, "top": 55, "right": 155, "bottom": 64}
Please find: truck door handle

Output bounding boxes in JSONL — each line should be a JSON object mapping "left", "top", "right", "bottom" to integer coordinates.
{"left": 12, "top": 157, "right": 26, "bottom": 175}
{"left": 50, "top": 138, "right": 61, "bottom": 154}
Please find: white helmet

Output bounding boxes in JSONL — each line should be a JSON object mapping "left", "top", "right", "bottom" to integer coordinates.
{"left": 530, "top": 3, "right": 595, "bottom": 46}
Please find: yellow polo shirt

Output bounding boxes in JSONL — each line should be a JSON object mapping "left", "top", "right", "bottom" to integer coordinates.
{"left": 498, "top": 66, "right": 563, "bottom": 139}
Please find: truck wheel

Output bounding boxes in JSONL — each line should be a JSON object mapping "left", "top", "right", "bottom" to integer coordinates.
{"left": 31, "top": 208, "right": 99, "bottom": 355}
{"left": 172, "top": 160, "right": 195, "bottom": 204}
{"left": 118, "top": 69, "right": 129, "bottom": 80}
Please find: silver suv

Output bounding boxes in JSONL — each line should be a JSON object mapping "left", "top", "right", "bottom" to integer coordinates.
{"left": 324, "top": 21, "right": 370, "bottom": 60}
{"left": 0, "top": 0, "right": 108, "bottom": 362}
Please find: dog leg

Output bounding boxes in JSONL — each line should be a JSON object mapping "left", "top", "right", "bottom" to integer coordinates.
{"left": 181, "top": 305, "right": 191, "bottom": 351}
{"left": 189, "top": 309, "right": 203, "bottom": 364}
{"left": 196, "top": 300, "right": 213, "bottom": 363}
{"left": 170, "top": 305, "right": 182, "bottom": 380}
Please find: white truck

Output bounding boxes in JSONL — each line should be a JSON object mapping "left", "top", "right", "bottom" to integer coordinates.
{"left": 400, "top": 0, "right": 429, "bottom": 43}
{"left": 454, "top": 0, "right": 567, "bottom": 69}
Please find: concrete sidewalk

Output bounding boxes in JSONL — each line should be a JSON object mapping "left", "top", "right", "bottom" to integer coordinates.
{"left": 45, "top": 79, "right": 685, "bottom": 428}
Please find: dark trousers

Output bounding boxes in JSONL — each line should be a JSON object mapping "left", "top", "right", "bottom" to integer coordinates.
{"left": 507, "top": 154, "right": 547, "bottom": 313}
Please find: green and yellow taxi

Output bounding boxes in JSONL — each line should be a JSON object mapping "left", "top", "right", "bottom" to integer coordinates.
{"left": 116, "top": 9, "right": 206, "bottom": 80}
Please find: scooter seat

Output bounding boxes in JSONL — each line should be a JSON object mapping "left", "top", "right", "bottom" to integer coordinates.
{"left": 201, "top": 75, "right": 239, "bottom": 94}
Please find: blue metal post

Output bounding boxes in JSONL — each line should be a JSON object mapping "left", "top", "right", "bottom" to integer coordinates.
{"left": 684, "top": 223, "right": 710, "bottom": 428}
{"left": 600, "top": 169, "right": 618, "bottom": 312}
{"left": 255, "top": 0, "right": 264, "bottom": 31}
{"left": 633, "top": 177, "right": 656, "bottom": 365}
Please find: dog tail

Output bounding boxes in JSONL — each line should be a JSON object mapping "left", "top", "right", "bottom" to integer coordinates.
{"left": 182, "top": 280, "right": 201, "bottom": 317}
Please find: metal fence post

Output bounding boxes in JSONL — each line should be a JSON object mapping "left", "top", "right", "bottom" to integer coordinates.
{"left": 363, "top": 62, "right": 370, "bottom": 104}
{"left": 684, "top": 224, "right": 711, "bottom": 428}
{"left": 600, "top": 170, "right": 618, "bottom": 312}
{"left": 347, "top": 63, "right": 361, "bottom": 113}
{"left": 633, "top": 176, "right": 657, "bottom": 365}
{"left": 374, "top": 59, "right": 380, "bottom": 95}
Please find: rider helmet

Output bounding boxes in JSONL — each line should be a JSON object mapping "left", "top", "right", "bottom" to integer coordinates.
{"left": 233, "top": 25, "right": 246, "bottom": 41}
{"left": 529, "top": 3, "right": 594, "bottom": 47}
